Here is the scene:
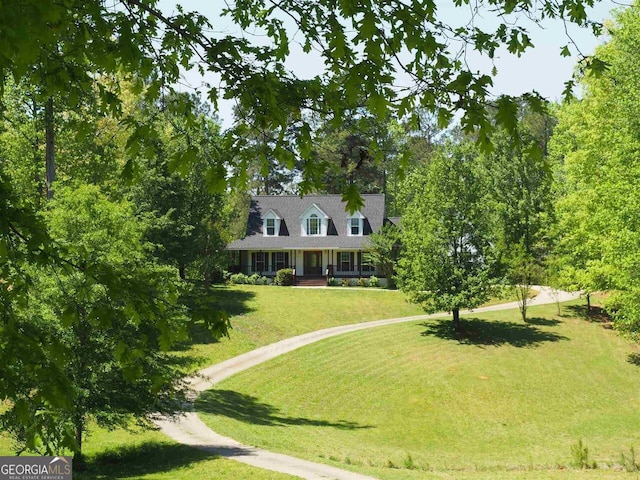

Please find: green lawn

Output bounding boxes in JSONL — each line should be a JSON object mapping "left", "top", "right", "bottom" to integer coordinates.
{"left": 197, "top": 300, "right": 640, "bottom": 479}
{"left": 0, "top": 426, "right": 295, "bottom": 480}
{"left": 180, "top": 284, "right": 425, "bottom": 370}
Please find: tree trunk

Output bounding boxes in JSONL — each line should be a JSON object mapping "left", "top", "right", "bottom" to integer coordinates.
{"left": 45, "top": 96, "right": 55, "bottom": 199}
{"left": 178, "top": 263, "right": 186, "bottom": 280}
{"left": 73, "top": 418, "right": 85, "bottom": 471}
{"left": 31, "top": 97, "right": 44, "bottom": 204}
{"left": 586, "top": 293, "right": 591, "bottom": 312}
{"left": 452, "top": 308, "right": 460, "bottom": 332}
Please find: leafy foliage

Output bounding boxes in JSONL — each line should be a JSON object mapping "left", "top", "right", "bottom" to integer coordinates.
{"left": 1, "top": 185, "right": 201, "bottom": 459}
{"left": 481, "top": 105, "right": 556, "bottom": 321}
{"left": 366, "top": 224, "right": 402, "bottom": 289}
{"left": 550, "top": 4, "right": 640, "bottom": 338}
{"left": 275, "top": 268, "right": 294, "bottom": 286}
{"left": 396, "top": 143, "right": 496, "bottom": 329}
{"left": 0, "top": 0, "right": 604, "bottom": 210}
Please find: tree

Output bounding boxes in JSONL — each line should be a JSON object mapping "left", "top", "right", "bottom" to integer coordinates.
{"left": 311, "top": 111, "right": 396, "bottom": 195}
{"left": 481, "top": 105, "right": 556, "bottom": 321}
{"left": 123, "top": 90, "right": 228, "bottom": 283}
{"left": 228, "top": 105, "right": 302, "bottom": 195}
{"left": 396, "top": 142, "right": 496, "bottom": 330}
{"left": 366, "top": 223, "right": 402, "bottom": 289}
{"left": 1, "top": 185, "right": 208, "bottom": 464}
{"left": 0, "top": 0, "right": 604, "bottom": 207}
{"left": 550, "top": 3, "right": 640, "bottom": 337}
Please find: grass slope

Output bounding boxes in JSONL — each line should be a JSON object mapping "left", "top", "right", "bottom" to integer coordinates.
{"left": 182, "top": 285, "right": 425, "bottom": 370}
{"left": 198, "top": 301, "right": 640, "bottom": 479}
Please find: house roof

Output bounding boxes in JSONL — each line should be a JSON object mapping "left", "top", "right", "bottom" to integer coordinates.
{"left": 227, "top": 194, "right": 386, "bottom": 250}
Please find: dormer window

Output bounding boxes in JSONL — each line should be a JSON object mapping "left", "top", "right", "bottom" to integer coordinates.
{"left": 307, "top": 214, "right": 320, "bottom": 235}
{"left": 300, "top": 204, "right": 329, "bottom": 236}
{"left": 350, "top": 217, "right": 360, "bottom": 235}
{"left": 266, "top": 218, "right": 275, "bottom": 236}
{"left": 347, "top": 211, "right": 365, "bottom": 236}
{"left": 261, "top": 209, "right": 281, "bottom": 237}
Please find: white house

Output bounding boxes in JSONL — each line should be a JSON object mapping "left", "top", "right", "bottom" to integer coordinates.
{"left": 227, "top": 194, "right": 397, "bottom": 285}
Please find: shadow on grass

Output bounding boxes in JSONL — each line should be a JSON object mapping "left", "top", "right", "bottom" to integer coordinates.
{"left": 420, "top": 317, "right": 568, "bottom": 348}
{"left": 564, "top": 305, "right": 611, "bottom": 324}
{"left": 526, "top": 317, "right": 562, "bottom": 327}
{"left": 78, "top": 441, "right": 213, "bottom": 479}
{"left": 175, "top": 287, "right": 257, "bottom": 349}
{"left": 196, "top": 389, "right": 373, "bottom": 430}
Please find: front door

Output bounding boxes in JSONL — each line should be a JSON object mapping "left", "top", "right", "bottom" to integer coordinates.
{"left": 303, "top": 251, "right": 322, "bottom": 275}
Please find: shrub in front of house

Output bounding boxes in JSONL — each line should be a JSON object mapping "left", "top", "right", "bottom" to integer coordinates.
{"left": 230, "top": 273, "right": 249, "bottom": 284}
{"left": 275, "top": 268, "right": 294, "bottom": 286}
{"left": 369, "top": 275, "right": 380, "bottom": 287}
{"left": 358, "top": 277, "right": 367, "bottom": 287}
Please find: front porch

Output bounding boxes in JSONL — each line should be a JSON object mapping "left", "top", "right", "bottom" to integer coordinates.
{"left": 228, "top": 249, "right": 379, "bottom": 280}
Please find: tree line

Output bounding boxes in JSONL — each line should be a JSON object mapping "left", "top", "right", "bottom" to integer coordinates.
{"left": 379, "top": 5, "right": 640, "bottom": 340}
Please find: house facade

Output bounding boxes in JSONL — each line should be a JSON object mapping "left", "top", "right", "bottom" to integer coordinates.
{"left": 227, "top": 194, "right": 393, "bottom": 282}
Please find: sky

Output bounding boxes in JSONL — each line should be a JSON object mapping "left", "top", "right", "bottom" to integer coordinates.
{"left": 159, "top": 0, "right": 624, "bottom": 127}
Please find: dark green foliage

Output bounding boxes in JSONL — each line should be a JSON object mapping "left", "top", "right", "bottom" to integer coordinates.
{"left": 275, "top": 268, "right": 294, "bottom": 286}
{"left": 0, "top": 185, "right": 229, "bottom": 459}
{"left": 481, "top": 113, "right": 556, "bottom": 321}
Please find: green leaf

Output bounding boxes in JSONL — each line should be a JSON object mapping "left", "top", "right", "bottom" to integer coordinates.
{"left": 341, "top": 184, "right": 365, "bottom": 214}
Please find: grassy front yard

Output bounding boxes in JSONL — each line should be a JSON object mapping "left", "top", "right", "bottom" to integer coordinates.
{"left": 181, "top": 284, "right": 425, "bottom": 370}
{"left": 197, "top": 300, "right": 640, "bottom": 479}
{"left": 1, "top": 286, "right": 607, "bottom": 479}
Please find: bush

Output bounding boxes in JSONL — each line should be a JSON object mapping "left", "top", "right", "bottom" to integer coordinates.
{"left": 358, "top": 277, "right": 367, "bottom": 287}
{"left": 229, "top": 273, "right": 249, "bottom": 284}
{"left": 275, "top": 268, "right": 294, "bottom": 286}
{"left": 369, "top": 275, "right": 380, "bottom": 287}
{"left": 341, "top": 278, "right": 350, "bottom": 287}
{"left": 328, "top": 277, "right": 336, "bottom": 286}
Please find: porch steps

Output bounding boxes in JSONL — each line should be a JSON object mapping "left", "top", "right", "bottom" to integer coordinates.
{"left": 295, "top": 276, "right": 327, "bottom": 287}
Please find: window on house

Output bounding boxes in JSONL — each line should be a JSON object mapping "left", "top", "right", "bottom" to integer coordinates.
{"left": 252, "top": 252, "right": 266, "bottom": 272}
{"left": 265, "top": 218, "right": 276, "bottom": 236}
{"left": 350, "top": 217, "right": 360, "bottom": 235}
{"left": 338, "top": 252, "right": 354, "bottom": 272}
{"left": 307, "top": 214, "right": 320, "bottom": 235}
{"left": 272, "top": 252, "right": 288, "bottom": 271}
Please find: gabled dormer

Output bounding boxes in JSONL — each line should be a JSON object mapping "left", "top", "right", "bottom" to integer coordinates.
{"left": 346, "top": 211, "right": 365, "bottom": 236}
{"left": 261, "top": 209, "right": 282, "bottom": 237}
{"left": 300, "top": 203, "right": 329, "bottom": 236}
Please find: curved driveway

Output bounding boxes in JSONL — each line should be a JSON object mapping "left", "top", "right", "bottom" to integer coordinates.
{"left": 156, "top": 286, "right": 579, "bottom": 480}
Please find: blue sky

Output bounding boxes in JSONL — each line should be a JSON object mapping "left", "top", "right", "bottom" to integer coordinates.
{"left": 160, "top": 0, "right": 622, "bottom": 126}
